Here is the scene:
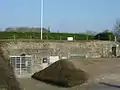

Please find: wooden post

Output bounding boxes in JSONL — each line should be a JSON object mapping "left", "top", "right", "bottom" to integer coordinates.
{"left": 13, "top": 34, "right": 16, "bottom": 40}
{"left": 60, "top": 36, "right": 61, "bottom": 40}
{"left": 86, "top": 35, "right": 88, "bottom": 40}
{"left": 109, "top": 35, "right": 111, "bottom": 41}
{"left": 74, "top": 36, "right": 75, "bottom": 40}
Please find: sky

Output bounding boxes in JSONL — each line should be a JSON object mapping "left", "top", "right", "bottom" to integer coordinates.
{"left": 0, "top": 0, "right": 120, "bottom": 33}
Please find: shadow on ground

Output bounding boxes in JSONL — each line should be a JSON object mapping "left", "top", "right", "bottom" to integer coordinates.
{"left": 0, "top": 43, "right": 21, "bottom": 90}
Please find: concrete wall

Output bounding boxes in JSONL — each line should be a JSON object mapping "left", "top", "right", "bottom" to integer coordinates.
{"left": 1, "top": 41, "right": 120, "bottom": 77}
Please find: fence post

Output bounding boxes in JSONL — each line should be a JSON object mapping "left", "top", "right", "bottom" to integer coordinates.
{"left": 60, "top": 36, "right": 61, "bottom": 40}
{"left": 109, "top": 35, "right": 111, "bottom": 41}
{"left": 74, "top": 36, "right": 75, "bottom": 40}
{"left": 30, "top": 36, "right": 32, "bottom": 39}
{"left": 13, "top": 34, "right": 16, "bottom": 40}
{"left": 46, "top": 35, "right": 48, "bottom": 40}
{"left": 86, "top": 35, "right": 88, "bottom": 40}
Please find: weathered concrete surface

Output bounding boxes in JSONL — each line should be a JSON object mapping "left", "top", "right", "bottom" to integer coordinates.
{"left": 2, "top": 41, "right": 118, "bottom": 58}
{"left": 1, "top": 41, "right": 120, "bottom": 77}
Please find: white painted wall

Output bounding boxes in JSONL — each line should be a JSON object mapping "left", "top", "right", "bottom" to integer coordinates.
{"left": 67, "top": 37, "right": 73, "bottom": 41}
{"left": 48, "top": 56, "right": 59, "bottom": 64}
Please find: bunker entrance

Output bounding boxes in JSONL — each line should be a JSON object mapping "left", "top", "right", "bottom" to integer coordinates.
{"left": 112, "top": 47, "right": 116, "bottom": 57}
{"left": 10, "top": 55, "right": 32, "bottom": 77}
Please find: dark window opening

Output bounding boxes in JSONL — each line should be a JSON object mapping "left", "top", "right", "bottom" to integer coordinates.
{"left": 112, "top": 47, "right": 116, "bottom": 57}
{"left": 43, "top": 57, "right": 48, "bottom": 63}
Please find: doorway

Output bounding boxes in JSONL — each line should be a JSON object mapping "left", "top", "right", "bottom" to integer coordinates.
{"left": 112, "top": 47, "right": 116, "bottom": 57}
{"left": 10, "top": 55, "right": 32, "bottom": 77}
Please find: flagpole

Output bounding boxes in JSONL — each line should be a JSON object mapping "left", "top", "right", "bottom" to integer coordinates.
{"left": 41, "top": 0, "right": 43, "bottom": 40}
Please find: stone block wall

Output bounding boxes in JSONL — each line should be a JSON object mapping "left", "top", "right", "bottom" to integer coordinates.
{"left": 0, "top": 41, "right": 120, "bottom": 77}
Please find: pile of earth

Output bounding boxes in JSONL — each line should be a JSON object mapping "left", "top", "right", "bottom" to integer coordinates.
{"left": 32, "top": 59, "right": 89, "bottom": 87}
{"left": 0, "top": 44, "right": 21, "bottom": 90}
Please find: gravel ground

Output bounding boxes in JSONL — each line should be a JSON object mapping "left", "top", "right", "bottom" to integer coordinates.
{"left": 17, "top": 58, "right": 120, "bottom": 90}
{"left": 17, "top": 78, "right": 90, "bottom": 90}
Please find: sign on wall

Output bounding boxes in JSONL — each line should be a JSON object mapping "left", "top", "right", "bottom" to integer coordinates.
{"left": 67, "top": 37, "right": 73, "bottom": 41}
{"left": 48, "top": 56, "right": 59, "bottom": 64}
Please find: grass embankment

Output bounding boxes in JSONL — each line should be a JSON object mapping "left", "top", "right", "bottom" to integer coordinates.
{"left": 0, "top": 43, "right": 21, "bottom": 90}
{"left": 0, "top": 32, "right": 94, "bottom": 40}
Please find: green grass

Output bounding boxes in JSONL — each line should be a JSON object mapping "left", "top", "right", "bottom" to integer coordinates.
{"left": 0, "top": 32, "right": 94, "bottom": 40}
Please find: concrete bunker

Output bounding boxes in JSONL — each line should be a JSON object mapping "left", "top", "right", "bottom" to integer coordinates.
{"left": 10, "top": 54, "right": 61, "bottom": 77}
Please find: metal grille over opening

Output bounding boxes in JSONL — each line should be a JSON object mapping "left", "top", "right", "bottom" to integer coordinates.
{"left": 10, "top": 55, "right": 32, "bottom": 77}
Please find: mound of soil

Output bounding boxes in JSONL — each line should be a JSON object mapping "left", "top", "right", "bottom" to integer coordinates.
{"left": 32, "top": 60, "right": 89, "bottom": 87}
{"left": 0, "top": 44, "right": 21, "bottom": 90}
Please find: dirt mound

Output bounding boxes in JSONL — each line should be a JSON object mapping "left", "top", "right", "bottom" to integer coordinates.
{"left": 0, "top": 43, "right": 21, "bottom": 90}
{"left": 32, "top": 59, "right": 89, "bottom": 87}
